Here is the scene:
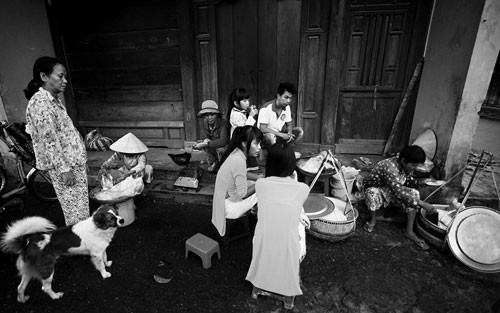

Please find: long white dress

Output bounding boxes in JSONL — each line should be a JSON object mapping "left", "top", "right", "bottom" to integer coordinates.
{"left": 246, "top": 176, "right": 309, "bottom": 296}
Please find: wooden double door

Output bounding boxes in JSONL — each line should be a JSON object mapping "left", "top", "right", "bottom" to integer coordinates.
{"left": 197, "top": 0, "right": 431, "bottom": 152}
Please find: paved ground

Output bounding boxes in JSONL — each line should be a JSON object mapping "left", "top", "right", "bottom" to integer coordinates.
{"left": 0, "top": 192, "right": 499, "bottom": 313}
{"left": 0, "top": 127, "right": 498, "bottom": 312}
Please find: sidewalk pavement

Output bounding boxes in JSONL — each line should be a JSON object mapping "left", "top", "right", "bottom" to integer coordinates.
{"left": 86, "top": 148, "right": 499, "bottom": 208}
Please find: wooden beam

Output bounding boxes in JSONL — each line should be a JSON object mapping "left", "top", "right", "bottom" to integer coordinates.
{"left": 78, "top": 121, "right": 184, "bottom": 128}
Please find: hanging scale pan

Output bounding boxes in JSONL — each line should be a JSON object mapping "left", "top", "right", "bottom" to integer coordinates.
{"left": 446, "top": 206, "right": 500, "bottom": 273}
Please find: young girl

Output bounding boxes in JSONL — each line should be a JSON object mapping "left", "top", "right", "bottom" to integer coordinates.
{"left": 228, "top": 88, "right": 258, "bottom": 137}
{"left": 246, "top": 142, "right": 310, "bottom": 298}
{"left": 228, "top": 88, "right": 259, "bottom": 171}
{"left": 212, "top": 125, "right": 262, "bottom": 237}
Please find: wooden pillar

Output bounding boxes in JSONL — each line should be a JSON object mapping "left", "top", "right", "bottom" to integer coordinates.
{"left": 178, "top": 0, "right": 198, "bottom": 141}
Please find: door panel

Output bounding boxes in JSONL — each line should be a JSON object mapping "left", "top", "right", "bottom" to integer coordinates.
{"left": 335, "top": 0, "right": 420, "bottom": 153}
{"left": 214, "top": 0, "right": 302, "bottom": 115}
{"left": 297, "top": 0, "right": 331, "bottom": 143}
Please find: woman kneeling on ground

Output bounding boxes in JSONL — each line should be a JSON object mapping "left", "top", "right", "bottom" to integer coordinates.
{"left": 212, "top": 125, "right": 262, "bottom": 237}
{"left": 362, "top": 145, "right": 436, "bottom": 250}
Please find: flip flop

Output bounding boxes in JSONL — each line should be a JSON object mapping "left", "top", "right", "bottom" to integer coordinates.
{"left": 404, "top": 232, "right": 429, "bottom": 250}
{"left": 363, "top": 221, "right": 375, "bottom": 233}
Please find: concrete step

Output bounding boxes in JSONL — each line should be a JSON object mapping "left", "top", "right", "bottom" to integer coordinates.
{"left": 88, "top": 160, "right": 218, "bottom": 205}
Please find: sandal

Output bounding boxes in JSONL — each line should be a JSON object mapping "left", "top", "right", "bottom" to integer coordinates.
{"left": 363, "top": 221, "right": 375, "bottom": 233}
{"left": 404, "top": 232, "right": 429, "bottom": 250}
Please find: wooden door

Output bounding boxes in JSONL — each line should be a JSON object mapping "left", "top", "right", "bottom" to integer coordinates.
{"left": 47, "top": 0, "right": 196, "bottom": 148}
{"left": 333, "top": 0, "right": 429, "bottom": 154}
{"left": 195, "top": 0, "right": 302, "bottom": 117}
{"left": 297, "top": 0, "right": 331, "bottom": 144}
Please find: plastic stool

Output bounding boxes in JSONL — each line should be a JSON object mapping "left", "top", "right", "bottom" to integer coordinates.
{"left": 185, "top": 233, "right": 221, "bottom": 269}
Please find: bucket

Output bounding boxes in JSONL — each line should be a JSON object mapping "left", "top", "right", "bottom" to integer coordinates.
{"left": 116, "top": 198, "right": 136, "bottom": 227}
{"left": 330, "top": 172, "right": 356, "bottom": 199}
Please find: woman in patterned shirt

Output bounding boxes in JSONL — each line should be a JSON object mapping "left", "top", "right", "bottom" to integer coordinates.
{"left": 362, "top": 145, "right": 436, "bottom": 249}
{"left": 24, "top": 56, "right": 89, "bottom": 226}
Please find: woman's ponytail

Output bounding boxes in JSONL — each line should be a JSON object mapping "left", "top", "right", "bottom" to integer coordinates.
{"left": 23, "top": 79, "right": 41, "bottom": 100}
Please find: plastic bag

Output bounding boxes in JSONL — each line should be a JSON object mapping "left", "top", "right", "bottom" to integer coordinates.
{"left": 94, "top": 176, "right": 144, "bottom": 201}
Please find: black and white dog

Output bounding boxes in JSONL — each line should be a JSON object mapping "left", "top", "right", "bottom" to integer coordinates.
{"left": 0, "top": 204, "right": 124, "bottom": 303}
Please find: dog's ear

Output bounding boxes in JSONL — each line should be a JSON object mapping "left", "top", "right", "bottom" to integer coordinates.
{"left": 93, "top": 209, "right": 109, "bottom": 229}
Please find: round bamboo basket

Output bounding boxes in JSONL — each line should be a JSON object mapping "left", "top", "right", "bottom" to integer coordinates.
{"left": 307, "top": 207, "right": 359, "bottom": 242}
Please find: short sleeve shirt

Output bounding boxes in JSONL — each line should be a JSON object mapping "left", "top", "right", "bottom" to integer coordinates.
{"left": 257, "top": 100, "right": 292, "bottom": 132}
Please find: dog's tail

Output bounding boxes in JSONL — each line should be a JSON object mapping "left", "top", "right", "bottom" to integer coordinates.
{"left": 1, "top": 216, "right": 56, "bottom": 254}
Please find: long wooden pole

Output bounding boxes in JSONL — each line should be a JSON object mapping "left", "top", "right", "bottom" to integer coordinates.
{"left": 383, "top": 58, "right": 424, "bottom": 156}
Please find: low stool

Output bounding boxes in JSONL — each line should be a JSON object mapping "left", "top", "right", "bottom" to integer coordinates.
{"left": 222, "top": 214, "right": 251, "bottom": 248}
{"left": 251, "top": 286, "right": 295, "bottom": 310}
{"left": 185, "top": 233, "right": 221, "bottom": 269}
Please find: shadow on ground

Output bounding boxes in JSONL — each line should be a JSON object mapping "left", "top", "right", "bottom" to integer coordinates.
{"left": 0, "top": 192, "right": 499, "bottom": 313}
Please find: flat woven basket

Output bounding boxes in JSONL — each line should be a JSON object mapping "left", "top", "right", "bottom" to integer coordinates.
{"left": 307, "top": 207, "right": 359, "bottom": 242}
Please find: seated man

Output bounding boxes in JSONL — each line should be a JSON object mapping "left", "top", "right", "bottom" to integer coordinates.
{"left": 257, "top": 82, "right": 304, "bottom": 148}
{"left": 99, "top": 132, "right": 153, "bottom": 184}
{"left": 194, "top": 100, "right": 230, "bottom": 172}
{"left": 362, "top": 145, "right": 436, "bottom": 250}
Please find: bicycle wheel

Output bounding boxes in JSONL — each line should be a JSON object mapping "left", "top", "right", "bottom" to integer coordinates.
{"left": 0, "top": 166, "right": 7, "bottom": 195}
{"left": 27, "top": 169, "right": 58, "bottom": 202}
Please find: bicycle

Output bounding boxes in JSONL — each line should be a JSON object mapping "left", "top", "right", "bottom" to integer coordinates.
{"left": 0, "top": 120, "right": 57, "bottom": 203}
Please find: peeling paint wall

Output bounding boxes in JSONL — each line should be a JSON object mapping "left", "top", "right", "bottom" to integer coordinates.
{"left": 0, "top": 0, "right": 54, "bottom": 174}
{"left": 410, "top": 0, "right": 488, "bottom": 178}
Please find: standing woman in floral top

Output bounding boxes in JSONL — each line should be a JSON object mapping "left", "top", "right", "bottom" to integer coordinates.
{"left": 24, "top": 56, "right": 89, "bottom": 226}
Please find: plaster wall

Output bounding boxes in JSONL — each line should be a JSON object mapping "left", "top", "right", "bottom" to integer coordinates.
{"left": 0, "top": 0, "right": 54, "bottom": 174}
{"left": 445, "top": 0, "right": 500, "bottom": 175}
{"left": 410, "top": 0, "right": 485, "bottom": 177}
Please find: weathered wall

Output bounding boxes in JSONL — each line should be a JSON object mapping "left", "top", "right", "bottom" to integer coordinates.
{"left": 0, "top": 0, "right": 54, "bottom": 123}
{"left": 410, "top": 0, "right": 487, "bottom": 178}
{"left": 0, "top": 0, "right": 54, "bottom": 173}
{"left": 445, "top": 0, "right": 500, "bottom": 175}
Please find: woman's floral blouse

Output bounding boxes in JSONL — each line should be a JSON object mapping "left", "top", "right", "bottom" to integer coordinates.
{"left": 363, "top": 156, "right": 421, "bottom": 208}
{"left": 26, "top": 88, "right": 86, "bottom": 173}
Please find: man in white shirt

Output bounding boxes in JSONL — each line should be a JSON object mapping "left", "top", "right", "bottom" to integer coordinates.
{"left": 257, "top": 82, "right": 303, "bottom": 147}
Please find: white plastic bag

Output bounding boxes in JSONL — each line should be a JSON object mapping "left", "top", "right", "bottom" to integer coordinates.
{"left": 94, "top": 176, "right": 144, "bottom": 201}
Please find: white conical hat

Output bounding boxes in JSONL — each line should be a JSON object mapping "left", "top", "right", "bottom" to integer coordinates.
{"left": 110, "top": 132, "right": 148, "bottom": 153}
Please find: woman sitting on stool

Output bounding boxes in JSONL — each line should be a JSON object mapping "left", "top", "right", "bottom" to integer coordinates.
{"left": 246, "top": 142, "right": 310, "bottom": 300}
{"left": 212, "top": 125, "right": 263, "bottom": 237}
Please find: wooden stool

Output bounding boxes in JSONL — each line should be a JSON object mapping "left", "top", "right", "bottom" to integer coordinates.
{"left": 185, "top": 233, "right": 221, "bottom": 269}
{"left": 251, "top": 286, "right": 295, "bottom": 310}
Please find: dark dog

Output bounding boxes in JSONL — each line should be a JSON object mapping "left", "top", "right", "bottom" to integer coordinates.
{"left": 0, "top": 204, "right": 124, "bottom": 303}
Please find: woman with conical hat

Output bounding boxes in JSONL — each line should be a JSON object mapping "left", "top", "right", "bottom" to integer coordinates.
{"left": 99, "top": 132, "right": 153, "bottom": 184}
